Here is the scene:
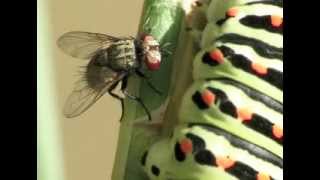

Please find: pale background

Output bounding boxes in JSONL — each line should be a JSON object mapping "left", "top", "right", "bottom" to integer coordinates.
{"left": 37, "top": 0, "right": 144, "bottom": 180}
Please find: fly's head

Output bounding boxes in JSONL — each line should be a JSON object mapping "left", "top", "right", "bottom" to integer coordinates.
{"left": 141, "top": 34, "right": 161, "bottom": 71}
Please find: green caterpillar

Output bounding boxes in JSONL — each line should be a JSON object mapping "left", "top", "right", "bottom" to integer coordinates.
{"left": 141, "top": 0, "right": 283, "bottom": 179}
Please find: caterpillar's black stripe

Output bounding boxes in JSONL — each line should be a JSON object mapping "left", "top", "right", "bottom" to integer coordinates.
{"left": 219, "top": 100, "right": 238, "bottom": 118}
{"left": 206, "top": 78, "right": 283, "bottom": 113}
{"left": 226, "top": 161, "right": 276, "bottom": 180}
{"left": 189, "top": 123, "right": 283, "bottom": 168}
{"left": 226, "top": 161, "right": 259, "bottom": 179}
{"left": 174, "top": 133, "right": 207, "bottom": 162}
{"left": 175, "top": 142, "right": 186, "bottom": 161}
{"left": 218, "top": 45, "right": 283, "bottom": 90}
{"left": 192, "top": 79, "right": 283, "bottom": 117}
{"left": 194, "top": 149, "right": 215, "bottom": 166}
{"left": 246, "top": 0, "right": 283, "bottom": 7}
{"left": 216, "top": 18, "right": 228, "bottom": 26}
{"left": 194, "top": 150, "right": 277, "bottom": 180}
{"left": 216, "top": 33, "right": 283, "bottom": 60}
{"left": 151, "top": 165, "right": 160, "bottom": 176}
{"left": 192, "top": 87, "right": 228, "bottom": 110}
{"left": 141, "top": 151, "right": 148, "bottom": 166}
{"left": 217, "top": 16, "right": 283, "bottom": 36}
{"left": 249, "top": 114, "right": 282, "bottom": 145}
{"left": 264, "top": 68, "right": 283, "bottom": 90}
{"left": 202, "top": 47, "right": 283, "bottom": 90}
{"left": 216, "top": 0, "right": 284, "bottom": 26}
{"left": 227, "top": 161, "right": 260, "bottom": 179}
{"left": 240, "top": 15, "right": 283, "bottom": 35}
{"left": 202, "top": 52, "right": 220, "bottom": 66}
{"left": 207, "top": 87, "right": 238, "bottom": 117}
{"left": 186, "top": 133, "right": 206, "bottom": 152}
{"left": 192, "top": 91, "right": 210, "bottom": 109}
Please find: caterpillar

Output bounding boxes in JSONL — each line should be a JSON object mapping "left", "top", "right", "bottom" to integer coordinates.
{"left": 141, "top": 0, "right": 283, "bottom": 179}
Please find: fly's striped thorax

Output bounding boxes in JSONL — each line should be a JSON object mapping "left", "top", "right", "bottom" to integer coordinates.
{"left": 107, "top": 39, "right": 139, "bottom": 71}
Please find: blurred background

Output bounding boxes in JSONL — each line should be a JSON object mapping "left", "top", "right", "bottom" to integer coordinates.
{"left": 37, "top": 0, "right": 144, "bottom": 180}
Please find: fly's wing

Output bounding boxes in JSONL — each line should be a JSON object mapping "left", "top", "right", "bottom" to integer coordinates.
{"left": 57, "top": 31, "right": 121, "bottom": 59}
{"left": 63, "top": 71, "right": 126, "bottom": 118}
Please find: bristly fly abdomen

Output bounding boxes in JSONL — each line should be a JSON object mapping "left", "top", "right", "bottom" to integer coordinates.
{"left": 57, "top": 31, "right": 162, "bottom": 121}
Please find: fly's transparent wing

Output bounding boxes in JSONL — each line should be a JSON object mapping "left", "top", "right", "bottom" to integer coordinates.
{"left": 63, "top": 71, "right": 126, "bottom": 118}
{"left": 57, "top": 31, "right": 120, "bottom": 59}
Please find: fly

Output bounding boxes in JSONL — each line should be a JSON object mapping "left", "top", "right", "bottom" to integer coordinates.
{"left": 57, "top": 31, "right": 162, "bottom": 121}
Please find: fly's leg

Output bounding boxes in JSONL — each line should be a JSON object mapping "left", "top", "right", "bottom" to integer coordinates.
{"left": 123, "top": 91, "right": 152, "bottom": 121}
{"left": 108, "top": 81, "right": 125, "bottom": 122}
{"left": 160, "top": 42, "right": 172, "bottom": 58}
{"left": 135, "top": 69, "right": 162, "bottom": 95}
{"left": 121, "top": 75, "right": 152, "bottom": 121}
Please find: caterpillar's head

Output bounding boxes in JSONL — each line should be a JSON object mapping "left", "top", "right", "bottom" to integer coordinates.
{"left": 141, "top": 34, "right": 161, "bottom": 71}
{"left": 141, "top": 139, "right": 172, "bottom": 180}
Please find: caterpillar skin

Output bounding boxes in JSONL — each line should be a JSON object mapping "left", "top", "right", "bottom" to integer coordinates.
{"left": 141, "top": 0, "right": 283, "bottom": 179}
{"left": 179, "top": 80, "right": 283, "bottom": 157}
{"left": 197, "top": 0, "right": 283, "bottom": 102}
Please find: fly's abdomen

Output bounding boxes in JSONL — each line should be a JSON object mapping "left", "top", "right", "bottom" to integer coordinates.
{"left": 107, "top": 39, "right": 138, "bottom": 71}
{"left": 85, "top": 56, "right": 117, "bottom": 91}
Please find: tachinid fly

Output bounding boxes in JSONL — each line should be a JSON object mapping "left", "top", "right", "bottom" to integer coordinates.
{"left": 57, "top": 31, "right": 162, "bottom": 120}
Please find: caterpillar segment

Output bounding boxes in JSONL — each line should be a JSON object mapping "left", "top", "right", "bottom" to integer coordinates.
{"left": 141, "top": 125, "right": 283, "bottom": 180}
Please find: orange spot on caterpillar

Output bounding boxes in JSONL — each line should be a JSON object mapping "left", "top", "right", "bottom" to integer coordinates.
{"left": 272, "top": 125, "right": 283, "bottom": 139}
{"left": 270, "top": 15, "right": 283, "bottom": 27}
{"left": 180, "top": 138, "right": 193, "bottom": 154}
{"left": 227, "top": 7, "right": 239, "bottom": 17}
{"left": 210, "top": 49, "right": 224, "bottom": 64}
{"left": 251, "top": 63, "right": 268, "bottom": 75}
{"left": 216, "top": 156, "right": 235, "bottom": 169}
{"left": 237, "top": 107, "right": 253, "bottom": 121}
{"left": 257, "top": 172, "right": 271, "bottom": 180}
{"left": 201, "top": 89, "right": 216, "bottom": 107}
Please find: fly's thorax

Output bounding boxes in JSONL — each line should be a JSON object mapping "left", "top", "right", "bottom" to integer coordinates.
{"left": 107, "top": 39, "right": 139, "bottom": 71}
